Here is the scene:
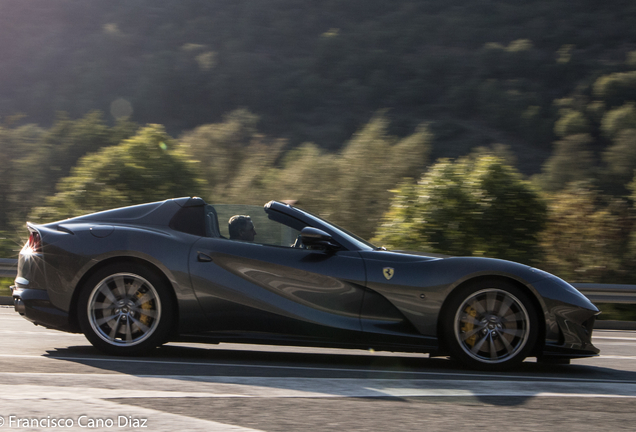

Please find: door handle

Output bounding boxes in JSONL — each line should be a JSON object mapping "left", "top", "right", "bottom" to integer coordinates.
{"left": 197, "top": 252, "right": 213, "bottom": 262}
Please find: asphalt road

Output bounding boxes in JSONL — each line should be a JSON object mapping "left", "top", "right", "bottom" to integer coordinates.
{"left": 1, "top": 306, "right": 636, "bottom": 431}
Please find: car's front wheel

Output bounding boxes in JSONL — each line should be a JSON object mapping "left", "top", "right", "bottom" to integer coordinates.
{"left": 78, "top": 263, "right": 173, "bottom": 355}
{"left": 442, "top": 280, "right": 539, "bottom": 370}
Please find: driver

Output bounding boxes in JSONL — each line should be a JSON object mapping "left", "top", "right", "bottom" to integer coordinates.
{"left": 228, "top": 215, "right": 257, "bottom": 242}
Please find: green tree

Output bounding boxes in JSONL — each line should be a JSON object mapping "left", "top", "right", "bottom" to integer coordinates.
{"left": 247, "top": 114, "right": 431, "bottom": 241}
{"left": 0, "top": 122, "right": 46, "bottom": 231}
{"left": 38, "top": 111, "right": 139, "bottom": 198}
{"left": 42, "top": 112, "right": 111, "bottom": 185}
{"left": 374, "top": 154, "right": 546, "bottom": 263}
{"left": 601, "top": 103, "right": 636, "bottom": 140}
{"left": 603, "top": 128, "right": 636, "bottom": 189}
{"left": 218, "top": 136, "right": 286, "bottom": 205}
{"left": 178, "top": 112, "right": 431, "bottom": 240}
{"left": 554, "top": 110, "right": 590, "bottom": 137}
{"left": 178, "top": 109, "right": 261, "bottom": 201}
{"left": 0, "top": 230, "right": 22, "bottom": 258}
{"left": 30, "top": 125, "right": 205, "bottom": 222}
{"left": 540, "top": 183, "right": 634, "bottom": 283}
{"left": 0, "top": 113, "right": 137, "bottom": 234}
{"left": 628, "top": 175, "right": 636, "bottom": 268}
{"left": 328, "top": 115, "right": 431, "bottom": 238}
{"left": 536, "top": 134, "right": 595, "bottom": 192}
{"left": 247, "top": 141, "right": 337, "bottom": 211}
{"left": 593, "top": 71, "right": 636, "bottom": 107}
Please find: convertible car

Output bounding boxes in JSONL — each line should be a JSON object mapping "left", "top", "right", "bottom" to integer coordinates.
{"left": 11, "top": 197, "right": 599, "bottom": 370}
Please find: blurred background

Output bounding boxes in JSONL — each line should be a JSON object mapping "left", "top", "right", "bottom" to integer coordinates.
{"left": 1, "top": 0, "right": 636, "bottom": 312}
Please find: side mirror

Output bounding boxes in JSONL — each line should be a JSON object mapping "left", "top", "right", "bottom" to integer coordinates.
{"left": 300, "top": 227, "right": 341, "bottom": 251}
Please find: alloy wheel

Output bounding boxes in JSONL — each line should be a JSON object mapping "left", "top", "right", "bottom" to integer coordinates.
{"left": 453, "top": 288, "right": 531, "bottom": 364}
{"left": 87, "top": 272, "right": 162, "bottom": 347}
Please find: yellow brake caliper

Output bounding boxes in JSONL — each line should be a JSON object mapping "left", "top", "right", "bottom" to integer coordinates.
{"left": 135, "top": 289, "right": 153, "bottom": 326}
{"left": 462, "top": 305, "right": 478, "bottom": 347}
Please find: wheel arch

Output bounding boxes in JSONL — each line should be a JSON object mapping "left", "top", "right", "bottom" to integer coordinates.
{"left": 68, "top": 256, "right": 179, "bottom": 335}
{"left": 436, "top": 275, "right": 546, "bottom": 356}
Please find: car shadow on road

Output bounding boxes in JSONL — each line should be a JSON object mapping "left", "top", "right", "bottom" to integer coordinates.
{"left": 43, "top": 343, "right": 632, "bottom": 377}
{"left": 46, "top": 343, "right": 461, "bottom": 377}
{"left": 38, "top": 342, "right": 636, "bottom": 407}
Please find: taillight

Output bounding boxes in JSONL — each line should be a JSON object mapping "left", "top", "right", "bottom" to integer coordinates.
{"left": 27, "top": 231, "right": 42, "bottom": 253}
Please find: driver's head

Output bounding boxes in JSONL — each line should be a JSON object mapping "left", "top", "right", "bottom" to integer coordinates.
{"left": 228, "top": 215, "right": 256, "bottom": 241}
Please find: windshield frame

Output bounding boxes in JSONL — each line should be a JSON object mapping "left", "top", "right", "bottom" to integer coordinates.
{"left": 282, "top": 204, "right": 377, "bottom": 251}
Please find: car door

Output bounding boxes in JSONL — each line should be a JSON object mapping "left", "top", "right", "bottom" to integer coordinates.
{"left": 188, "top": 205, "right": 366, "bottom": 338}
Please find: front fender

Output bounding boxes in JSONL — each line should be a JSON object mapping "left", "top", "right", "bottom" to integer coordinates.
{"left": 362, "top": 254, "right": 576, "bottom": 338}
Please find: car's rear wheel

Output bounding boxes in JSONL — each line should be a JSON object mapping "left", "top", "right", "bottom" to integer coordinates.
{"left": 442, "top": 280, "right": 538, "bottom": 370}
{"left": 78, "top": 263, "right": 173, "bottom": 355}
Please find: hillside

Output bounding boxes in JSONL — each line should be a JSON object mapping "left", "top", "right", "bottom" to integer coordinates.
{"left": 1, "top": 0, "right": 636, "bottom": 171}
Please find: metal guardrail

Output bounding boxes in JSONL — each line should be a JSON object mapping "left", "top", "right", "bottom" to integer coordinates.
{"left": 573, "top": 283, "right": 636, "bottom": 304}
{"left": 1, "top": 257, "right": 636, "bottom": 303}
{"left": 0, "top": 258, "right": 17, "bottom": 278}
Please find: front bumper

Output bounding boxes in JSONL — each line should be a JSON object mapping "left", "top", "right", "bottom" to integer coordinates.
{"left": 542, "top": 315, "right": 600, "bottom": 359}
{"left": 531, "top": 278, "right": 600, "bottom": 359}
{"left": 542, "top": 343, "right": 600, "bottom": 359}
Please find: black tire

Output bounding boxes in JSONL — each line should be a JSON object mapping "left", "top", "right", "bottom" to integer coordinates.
{"left": 441, "top": 279, "right": 539, "bottom": 371}
{"left": 77, "top": 263, "right": 174, "bottom": 356}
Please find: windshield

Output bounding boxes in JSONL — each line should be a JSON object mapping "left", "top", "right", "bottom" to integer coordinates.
{"left": 209, "top": 202, "right": 378, "bottom": 251}
{"left": 290, "top": 205, "right": 377, "bottom": 251}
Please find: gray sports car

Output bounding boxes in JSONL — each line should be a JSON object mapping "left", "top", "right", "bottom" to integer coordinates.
{"left": 11, "top": 197, "right": 599, "bottom": 370}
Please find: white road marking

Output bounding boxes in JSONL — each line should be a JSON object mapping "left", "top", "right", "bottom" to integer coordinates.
{"left": 599, "top": 355, "right": 636, "bottom": 359}
{"left": 1, "top": 376, "right": 636, "bottom": 399}
{"left": 594, "top": 342, "right": 636, "bottom": 347}
{"left": 594, "top": 336, "right": 636, "bottom": 341}
{"left": 0, "top": 360, "right": 635, "bottom": 386}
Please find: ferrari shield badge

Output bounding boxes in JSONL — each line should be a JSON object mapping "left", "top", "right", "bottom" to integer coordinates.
{"left": 383, "top": 267, "right": 394, "bottom": 280}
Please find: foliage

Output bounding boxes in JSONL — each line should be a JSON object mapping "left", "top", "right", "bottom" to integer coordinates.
{"left": 539, "top": 183, "right": 635, "bottom": 283}
{"left": 594, "top": 303, "right": 636, "bottom": 322}
{"left": 0, "top": 278, "right": 13, "bottom": 296}
{"left": 30, "top": 125, "right": 205, "bottom": 222}
{"left": 218, "top": 136, "right": 286, "bottom": 205}
{"left": 323, "top": 115, "right": 431, "bottom": 238}
{"left": 0, "top": 231, "right": 22, "bottom": 258}
{"left": 373, "top": 154, "right": 546, "bottom": 263}
{"left": 593, "top": 71, "right": 636, "bottom": 108}
{"left": 38, "top": 112, "right": 139, "bottom": 197}
{"left": 0, "top": 122, "right": 45, "bottom": 231}
{"left": 602, "top": 129, "right": 636, "bottom": 189}
{"left": 0, "top": 0, "right": 636, "bottom": 160}
{"left": 178, "top": 109, "right": 269, "bottom": 202}
{"left": 536, "top": 134, "right": 595, "bottom": 192}
{"left": 2, "top": 2, "right": 636, "bottom": 284}
{"left": 179, "top": 112, "right": 431, "bottom": 240}
{"left": 554, "top": 110, "right": 590, "bottom": 137}
{"left": 0, "top": 112, "right": 137, "bottom": 233}
{"left": 601, "top": 103, "right": 636, "bottom": 140}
